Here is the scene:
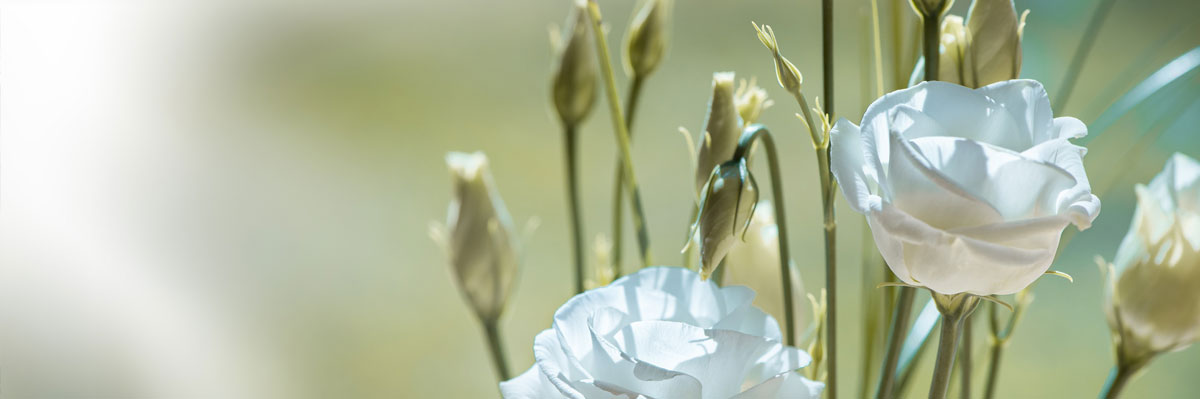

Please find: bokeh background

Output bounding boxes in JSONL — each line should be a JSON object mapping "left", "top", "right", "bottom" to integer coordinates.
{"left": 2, "top": 0, "right": 1199, "bottom": 397}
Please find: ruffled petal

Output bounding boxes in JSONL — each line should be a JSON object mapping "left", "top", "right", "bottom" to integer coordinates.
{"left": 831, "top": 118, "right": 883, "bottom": 213}
{"left": 733, "top": 371, "right": 824, "bottom": 399}
{"left": 975, "top": 79, "right": 1055, "bottom": 145}
{"left": 500, "top": 364, "right": 562, "bottom": 399}
{"left": 887, "top": 118, "right": 1005, "bottom": 230}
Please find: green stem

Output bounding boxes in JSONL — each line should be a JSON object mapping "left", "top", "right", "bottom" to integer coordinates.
{"left": 563, "top": 124, "right": 585, "bottom": 294}
{"left": 922, "top": 10, "right": 940, "bottom": 82}
{"left": 821, "top": 0, "right": 834, "bottom": 116}
{"left": 610, "top": 76, "right": 646, "bottom": 278}
{"left": 585, "top": 0, "right": 652, "bottom": 267}
{"left": 1054, "top": 0, "right": 1118, "bottom": 112}
{"left": 929, "top": 295, "right": 980, "bottom": 399}
{"left": 960, "top": 315, "right": 973, "bottom": 399}
{"left": 734, "top": 125, "right": 796, "bottom": 346}
{"left": 982, "top": 338, "right": 1003, "bottom": 399}
{"left": 876, "top": 287, "right": 915, "bottom": 398}
{"left": 483, "top": 319, "right": 511, "bottom": 382}
{"left": 818, "top": 145, "right": 838, "bottom": 399}
{"left": 1099, "top": 362, "right": 1141, "bottom": 399}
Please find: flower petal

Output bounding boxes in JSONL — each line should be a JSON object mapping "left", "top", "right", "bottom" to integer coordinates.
{"left": 733, "top": 371, "right": 824, "bottom": 399}
{"left": 831, "top": 118, "right": 883, "bottom": 213}
{"left": 500, "top": 364, "right": 562, "bottom": 399}
{"left": 975, "top": 79, "right": 1055, "bottom": 145}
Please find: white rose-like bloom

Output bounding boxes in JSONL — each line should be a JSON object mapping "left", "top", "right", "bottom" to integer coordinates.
{"left": 500, "top": 267, "right": 823, "bottom": 399}
{"left": 1107, "top": 153, "right": 1200, "bottom": 358}
{"left": 829, "top": 79, "right": 1100, "bottom": 295}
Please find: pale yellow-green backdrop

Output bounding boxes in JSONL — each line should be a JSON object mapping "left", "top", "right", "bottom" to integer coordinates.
{"left": 1, "top": 0, "right": 1198, "bottom": 398}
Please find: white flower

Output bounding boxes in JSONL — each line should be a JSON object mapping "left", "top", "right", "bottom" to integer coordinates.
{"left": 829, "top": 79, "right": 1100, "bottom": 295}
{"left": 1106, "top": 153, "right": 1200, "bottom": 358}
{"left": 431, "top": 152, "right": 519, "bottom": 323}
{"left": 500, "top": 267, "right": 823, "bottom": 399}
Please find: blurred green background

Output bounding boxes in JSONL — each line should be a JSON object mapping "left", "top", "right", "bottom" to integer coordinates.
{"left": 2, "top": 0, "right": 1198, "bottom": 397}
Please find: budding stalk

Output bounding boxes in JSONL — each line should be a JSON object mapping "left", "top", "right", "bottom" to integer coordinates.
{"left": 551, "top": 0, "right": 599, "bottom": 128}
{"left": 624, "top": 0, "right": 671, "bottom": 79}
{"left": 693, "top": 72, "right": 742, "bottom": 194}
{"left": 689, "top": 159, "right": 759, "bottom": 280}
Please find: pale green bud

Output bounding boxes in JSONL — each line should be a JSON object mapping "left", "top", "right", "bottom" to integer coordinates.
{"left": 624, "top": 0, "right": 671, "bottom": 78}
{"left": 938, "top": 15, "right": 971, "bottom": 86}
{"left": 690, "top": 159, "right": 759, "bottom": 280}
{"left": 435, "top": 152, "right": 519, "bottom": 323}
{"left": 752, "top": 23, "right": 803, "bottom": 97}
{"left": 1107, "top": 153, "right": 1200, "bottom": 362}
{"left": 965, "top": 0, "right": 1025, "bottom": 87}
{"left": 693, "top": 72, "right": 742, "bottom": 194}
{"left": 909, "top": 0, "right": 954, "bottom": 18}
{"left": 551, "top": 0, "right": 598, "bottom": 127}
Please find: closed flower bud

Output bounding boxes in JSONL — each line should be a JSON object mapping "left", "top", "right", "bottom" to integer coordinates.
{"left": 690, "top": 159, "right": 759, "bottom": 280}
{"left": 939, "top": 15, "right": 971, "bottom": 86}
{"left": 694, "top": 72, "right": 743, "bottom": 194}
{"left": 909, "top": 0, "right": 954, "bottom": 17}
{"left": 735, "top": 78, "right": 773, "bottom": 126}
{"left": 1106, "top": 153, "right": 1200, "bottom": 363}
{"left": 753, "top": 23, "right": 803, "bottom": 96}
{"left": 965, "top": 0, "right": 1024, "bottom": 87}
{"left": 550, "top": 0, "right": 598, "bottom": 127}
{"left": 434, "top": 152, "right": 519, "bottom": 323}
{"left": 624, "top": 0, "right": 670, "bottom": 78}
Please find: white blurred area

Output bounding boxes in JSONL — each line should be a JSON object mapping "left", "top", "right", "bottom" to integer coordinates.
{"left": 0, "top": 2, "right": 302, "bottom": 397}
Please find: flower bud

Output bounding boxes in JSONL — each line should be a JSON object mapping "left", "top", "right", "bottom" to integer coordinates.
{"left": 735, "top": 78, "right": 772, "bottom": 126}
{"left": 434, "top": 152, "right": 519, "bottom": 323}
{"left": 724, "top": 201, "right": 806, "bottom": 333}
{"left": 938, "top": 15, "right": 971, "bottom": 86}
{"left": 1106, "top": 153, "right": 1200, "bottom": 362}
{"left": 690, "top": 159, "right": 759, "bottom": 280}
{"left": 551, "top": 0, "right": 598, "bottom": 127}
{"left": 965, "top": 0, "right": 1024, "bottom": 87}
{"left": 624, "top": 0, "right": 670, "bottom": 78}
{"left": 693, "top": 72, "right": 742, "bottom": 194}
{"left": 752, "top": 23, "right": 803, "bottom": 97}
{"left": 909, "top": 0, "right": 954, "bottom": 18}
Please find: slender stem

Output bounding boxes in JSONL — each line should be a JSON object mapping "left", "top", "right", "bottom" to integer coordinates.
{"left": 959, "top": 316, "right": 973, "bottom": 399}
{"left": 1054, "top": 0, "right": 1118, "bottom": 112}
{"left": 610, "top": 76, "right": 646, "bottom": 279}
{"left": 585, "top": 0, "right": 652, "bottom": 267}
{"left": 818, "top": 145, "right": 838, "bottom": 399}
{"left": 876, "top": 287, "right": 916, "bottom": 399}
{"left": 1099, "top": 363, "right": 1140, "bottom": 399}
{"left": 890, "top": 0, "right": 905, "bottom": 90}
{"left": 922, "top": 11, "right": 940, "bottom": 82}
{"left": 563, "top": 125, "right": 585, "bottom": 294}
{"left": 735, "top": 125, "right": 795, "bottom": 346}
{"left": 929, "top": 296, "right": 980, "bottom": 399}
{"left": 930, "top": 312, "right": 964, "bottom": 399}
{"left": 982, "top": 338, "right": 1003, "bottom": 399}
{"left": 821, "top": 0, "right": 834, "bottom": 116}
{"left": 482, "top": 319, "right": 511, "bottom": 382}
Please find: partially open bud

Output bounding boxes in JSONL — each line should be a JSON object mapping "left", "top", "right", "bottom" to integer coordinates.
{"left": 693, "top": 72, "right": 742, "bottom": 194}
{"left": 434, "top": 152, "right": 519, "bottom": 323}
{"left": 724, "top": 201, "right": 806, "bottom": 333}
{"left": 689, "top": 159, "right": 759, "bottom": 280}
{"left": 1106, "top": 153, "right": 1200, "bottom": 364}
{"left": 752, "top": 23, "right": 803, "bottom": 97}
{"left": 734, "top": 78, "right": 772, "bottom": 126}
{"left": 550, "top": 0, "right": 598, "bottom": 127}
{"left": 624, "top": 0, "right": 670, "bottom": 79}
{"left": 938, "top": 15, "right": 971, "bottom": 86}
{"left": 909, "top": 0, "right": 954, "bottom": 18}
{"left": 965, "top": 0, "right": 1025, "bottom": 87}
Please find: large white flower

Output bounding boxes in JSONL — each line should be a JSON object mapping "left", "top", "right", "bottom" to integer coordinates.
{"left": 500, "top": 267, "right": 822, "bottom": 399}
{"left": 1107, "top": 153, "right": 1200, "bottom": 359}
{"left": 830, "top": 79, "right": 1100, "bottom": 295}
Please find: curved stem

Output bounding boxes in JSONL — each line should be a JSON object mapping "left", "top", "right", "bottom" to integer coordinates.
{"left": 610, "top": 76, "right": 646, "bottom": 278}
{"left": 876, "top": 287, "right": 916, "bottom": 398}
{"left": 585, "top": 1, "right": 653, "bottom": 267}
{"left": 563, "top": 125, "right": 585, "bottom": 294}
{"left": 922, "top": 11, "right": 940, "bottom": 82}
{"left": 1054, "top": 0, "right": 1118, "bottom": 112}
{"left": 483, "top": 319, "right": 511, "bottom": 382}
{"left": 1099, "top": 363, "right": 1139, "bottom": 399}
{"left": 734, "top": 125, "right": 795, "bottom": 346}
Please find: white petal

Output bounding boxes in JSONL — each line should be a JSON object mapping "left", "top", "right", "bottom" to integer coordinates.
{"left": 501, "top": 364, "right": 564, "bottom": 399}
{"left": 585, "top": 316, "right": 704, "bottom": 399}
{"left": 830, "top": 118, "right": 883, "bottom": 213}
{"left": 975, "top": 79, "right": 1054, "bottom": 145}
{"left": 1021, "top": 133, "right": 1100, "bottom": 228}
{"left": 732, "top": 371, "right": 824, "bottom": 399}
{"left": 886, "top": 121, "right": 1004, "bottom": 230}
{"left": 870, "top": 204, "right": 1056, "bottom": 295}
{"left": 613, "top": 320, "right": 779, "bottom": 399}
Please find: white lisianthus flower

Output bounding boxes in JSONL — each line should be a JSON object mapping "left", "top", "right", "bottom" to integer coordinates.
{"left": 1106, "top": 153, "right": 1200, "bottom": 361}
{"left": 829, "top": 79, "right": 1100, "bottom": 295}
{"left": 500, "top": 267, "right": 823, "bottom": 399}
